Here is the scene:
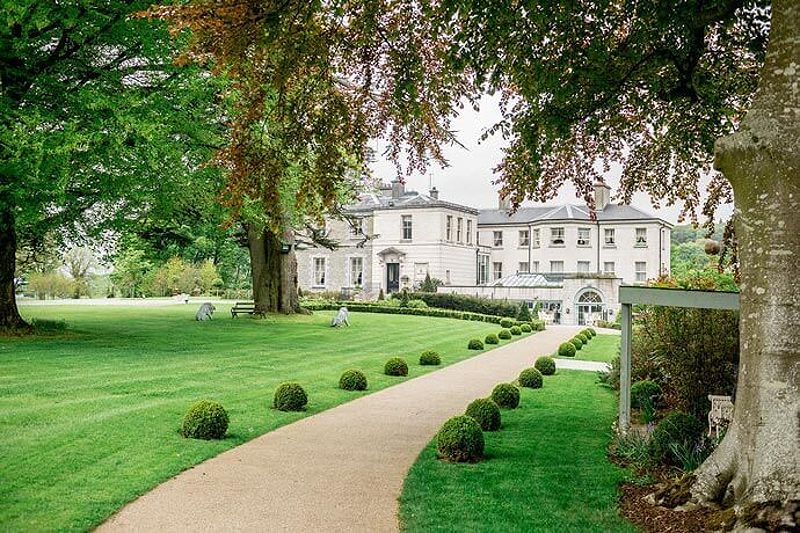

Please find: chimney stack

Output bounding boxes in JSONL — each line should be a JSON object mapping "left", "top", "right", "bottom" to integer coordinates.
{"left": 498, "top": 192, "right": 510, "bottom": 210}
{"left": 391, "top": 179, "right": 404, "bottom": 199}
{"left": 593, "top": 180, "right": 611, "bottom": 210}
{"left": 429, "top": 187, "right": 439, "bottom": 200}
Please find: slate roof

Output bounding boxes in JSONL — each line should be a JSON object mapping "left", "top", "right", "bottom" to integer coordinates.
{"left": 478, "top": 203, "right": 670, "bottom": 226}
{"left": 345, "top": 191, "right": 478, "bottom": 215}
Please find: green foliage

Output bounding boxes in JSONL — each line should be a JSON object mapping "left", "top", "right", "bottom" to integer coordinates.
{"left": 399, "top": 292, "right": 521, "bottom": 318}
{"left": 500, "top": 318, "right": 515, "bottom": 328}
{"left": 378, "top": 289, "right": 385, "bottom": 301}
{"left": 558, "top": 342, "right": 576, "bottom": 357}
{"left": 181, "top": 400, "right": 229, "bottom": 440}
{"left": 631, "top": 380, "right": 662, "bottom": 410}
{"left": 30, "top": 318, "right": 68, "bottom": 334}
{"left": 491, "top": 383, "right": 520, "bottom": 409}
{"left": 384, "top": 357, "right": 409, "bottom": 376}
{"left": 587, "top": 328, "right": 597, "bottom": 337}
{"left": 509, "top": 326, "right": 522, "bottom": 336}
{"left": 467, "top": 338, "right": 484, "bottom": 350}
{"left": 419, "top": 350, "right": 442, "bottom": 366}
{"left": 399, "top": 289, "right": 411, "bottom": 307}
{"left": 436, "top": 415, "right": 485, "bottom": 463}
{"left": 273, "top": 382, "right": 308, "bottom": 411}
{"left": 498, "top": 329, "right": 512, "bottom": 340}
{"left": 535, "top": 356, "right": 557, "bottom": 376}
{"left": 570, "top": 338, "right": 583, "bottom": 351}
{"left": 301, "top": 300, "right": 512, "bottom": 324}
{"left": 339, "top": 369, "right": 368, "bottom": 391}
{"left": 27, "top": 271, "right": 75, "bottom": 300}
{"left": 518, "top": 368, "right": 543, "bottom": 389}
{"left": 485, "top": 333, "right": 499, "bottom": 344}
{"left": 465, "top": 398, "right": 502, "bottom": 431}
{"left": 420, "top": 273, "right": 443, "bottom": 292}
{"left": 650, "top": 412, "right": 705, "bottom": 466}
{"left": 406, "top": 299, "right": 428, "bottom": 309}
{"left": 520, "top": 323, "right": 532, "bottom": 333}
{"left": 577, "top": 333, "right": 589, "bottom": 343}
{"left": 530, "top": 320, "right": 546, "bottom": 331}
{"left": 517, "top": 304, "right": 532, "bottom": 322}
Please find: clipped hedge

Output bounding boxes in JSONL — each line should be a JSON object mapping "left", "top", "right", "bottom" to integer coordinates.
{"left": 570, "top": 337, "right": 583, "bottom": 350}
{"left": 498, "top": 329, "right": 512, "bottom": 340}
{"left": 468, "top": 338, "right": 484, "bottom": 350}
{"left": 518, "top": 368, "right": 543, "bottom": 389}
{"left": 500, "top": 318, "right": 515, "bottom": 329}
{"left": 396, "top": 292, "right": 520, "bottom": 318}
{"left": 436, "top": 415, "right": 485, "bottom": 462}
{"left": 339, "top": 369, "right": 368, "bottom": 391}
{"left": 520, "top": 323, "right": 532, "bottom": 333}
{"left": 587, "top": 327, "right": 597, "bottom": 336}
{"left": 419, "top": 350, "right": 442, "bottom": 366}
{"left": 181, "top": 400, "right": 229, "bottom": 440}
{"left": 465, "top": 398, "right": 501, "bottom": 431}
{"left": 485, "top": 333, "right": 499, "bottom": 344}
{"left": 274, "top": 382, "right": 308, "bottom": 411}
{"left": 577, "top": 333, "right": 590, "bottom": 343}
{"left": 384, "top": 357, "right": 409, "bottom": 376}
{"left": 509, "top": 326, "right": 522, "bottom": 336}
{"left": 535, "top": 356, "right": 557, "bottom": 376}
{"left": 491, "top": 383, "right": 521, "bottom": 409}
{"left": 558, "top": 342, "right": 577, "bottom": 357}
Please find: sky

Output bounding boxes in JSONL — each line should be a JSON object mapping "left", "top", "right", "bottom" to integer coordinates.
{"left": 369, "top": 94, "right": 733, "bottom": 226}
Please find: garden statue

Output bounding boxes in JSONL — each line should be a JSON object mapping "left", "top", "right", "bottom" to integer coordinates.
{"left": 331, "top": 307, "right": 349, "bottom": 327}
{"left": 195, "top": 302, "right": 216, "bottom": 321}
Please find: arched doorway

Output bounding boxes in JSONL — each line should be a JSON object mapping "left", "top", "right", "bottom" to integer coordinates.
{"left": 575, "top": 289, "right": 605, "bottom": 326}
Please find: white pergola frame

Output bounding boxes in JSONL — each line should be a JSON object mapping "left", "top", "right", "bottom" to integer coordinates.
{"left": 618, "top": 285, "right": 740, "bottom": 432}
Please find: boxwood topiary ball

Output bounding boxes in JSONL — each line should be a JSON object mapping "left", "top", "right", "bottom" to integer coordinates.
{"left": 499, "top": 318, "right": 515, "bottom": 329}
{"left": 518, "top": 367, "right": 544, "bottom": 389}
{"left": 273, "top": 382, "right": 308, "bottom": 411}
{"left": 467, "top": 338, "right": 484, "bottom": 350}
{"left": 181, "top": 400, "right": 229, "bottom": 440}
{"left": 436, "top": 415, "right": 485, "bottom": 462}
{"left": 581, "top": 329, "right": 593, "bottom": 339}
{"left": 491, "top": 383, "right": 521, "bottom": 409}
{"left": 535, "top": 356, "right": 557, "bottom": 376}
{"left": 570, "top": 337, "right": 583, "bottom": 350}
{"left": 384, "top": 357, "right": 409, "bottom": 376}
{"left": 465, "top": 398, "right": 501, "bottom": 431}
{"left": 498, "top": 329, "right": 512, "bottom": 340}
{"left": 419, "top": 350, "right": 441, "bottom": 366}
{"left": 587, "top": 327, "right": 597, "bottom": 336}
{"left": 577, "top": 333, "right": 589, "bottom": 343}
{"left": 650, "top": 411, "right": 705, "bottom": 465}
{"left": 485, "top": 333, "right": 500, "bottom": 344}
{"left": 558, "top": 342, "right": 577, "bottom": 357}
{"left": 510, "top": 326, "right": 522, "bottom": 336}
{"left": 339, "top": 369, "right": 368, "bottom": 391}
{"left": 520, "top": 323, "right": 532, "bottom": 333}
{"left": 631, "top": 379, "right": 662, "bottom": 409}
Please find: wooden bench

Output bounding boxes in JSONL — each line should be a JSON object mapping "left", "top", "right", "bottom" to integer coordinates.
{"left": 231, "top": 301, "right": 256, "bottom": 318}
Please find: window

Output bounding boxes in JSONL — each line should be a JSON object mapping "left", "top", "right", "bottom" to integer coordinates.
{"left": 478, "top": 255, "right": 489, "bottom": 284}
{"left": 577, "top": 261, "right": 590, "bottom": 273}
{"left": 466, "top": 220, "right": 473, "bottom": 244}
{"left": 603, "top": 261, "right": 615, "bottom": 273}
{"left": 577, "top": 227, "right": 590, "bottom": 246}
{"left": 518, "top": 262, "right": 529, "bottom": 273}
{"left": 519, "top": 230, "right": 530, "bottom": 247}
{"left": 635, "top": 261, "right": 647, "bottom": 282}
{"left": 457, "top": 218, "right": 463, "bottom": 243}
{"left": 493, "top": 231, "right": 503, "bottom": 247}
{"left": 313, "top": 257, "right": 326, "bottom": 287}
{"left": 493, "top": 262, "right": 503, "bottom": 280}
{"left": 446, "top": 216, "right": 453, "bottom": 241}
{"left": 350, "top": 218, "right": 363, "bottom": 238}
{"left": 550, "top": 260, "right": 564, "bottom": 273}
{"left": 635, "top": 227, "right": 648, "bottom": 246}
{"left": 604, "top": 228, "right": 616, "bottom": 246}
{"left": 349, "top": 257, "right": 363, "bottom": 287}
{"left": 402, "top": 215, "right": 412, "bottom": 240}
{"left": 446, "top": 270, "right": 451, "bottom": 284}
{"left": 550, "top": 227, "right": 565, "bottom": 245}
{"left": 533, "top": 228, "right": 541, "bottom": 248}
{"left": 531, "top": 261, "right": 539, "bottom": 273}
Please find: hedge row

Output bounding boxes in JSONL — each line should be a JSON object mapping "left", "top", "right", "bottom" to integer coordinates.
{"left": 391, "top": 291, "right": 521, "bottom": 318}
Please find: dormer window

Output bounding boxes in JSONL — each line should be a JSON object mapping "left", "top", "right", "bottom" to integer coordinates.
{"left": 635, "top": 227, "right": 647, "bottom": 246}
{"left": 550, "top": 227, "right": 565, "bottom": 246}
{"left": 577, "top": 227, "right": 590, "bottom": 246}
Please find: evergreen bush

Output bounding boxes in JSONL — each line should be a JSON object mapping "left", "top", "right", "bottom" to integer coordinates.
{"left": 273, "top": 383, "right": 308, "bottom": 411}
{"left": 491, "top": 383, "right": 521, "bottom": 409}
{"left": 535, "top": 356, "right": 556, "bottom": 376}
{"left": 517, "top": 304, "right": 532, "bottom": 322}
{"left": 500, "top": 318, "right": 515, "bottom": 329}
{"left": 650, "top": 411, "right": 705, "bottom": 465}
{"left": 570, "top": 337, "right": 583, "bottom": 350}
{"left": 181, "top": 400, "right": 229, "bottom": 440}
{"left": 631, "top": 380, "right": 662, "bottom": 409}
{"left": 436, "top": 415, "right": 485, "bottom": 462}
{"left": 509, "top": 326, "right": 522, "bottom": 336}
{"left": 384, "top": 357, "right": 409, "bottom": 376}
{"left": 485, "top": 333, "right": 499, "bottom": 344}
{"left": 467, "top": 338, "right": 484, "bottom": 350}
{"left": 464, "top": 398, "right": 501, "bottom": 431}
{"left": 498, "top": 329, "right": 512, "bottom": 340}
{"left": 419, "top": 350, "right": 441, "bottom": 366}
{"left": 518, "top": 368, "right": 544, "bottom": 389}
{"left": 339, "top": 369, "right": 368, "bottom": 391}
{"left": 520, "top": 323, "right": 532, "bottom": 333}
{"left": 558, "top": 342, "right": 577, "bottom": 357}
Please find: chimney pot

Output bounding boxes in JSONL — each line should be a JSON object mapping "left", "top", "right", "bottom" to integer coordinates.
{"left": 429, "top": 187, "right": 439, "bottom": 200}
{"left": 593, "top": 180, "right": 611, "bottom": 210}
{"left": 391, "top": 179, "right": 404, "bottom": 199}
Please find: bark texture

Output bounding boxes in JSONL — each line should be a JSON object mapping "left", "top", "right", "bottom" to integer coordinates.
{"left": 246, "top": 225, "right": 300, "bottom": 315}
{"left": 691, "top": 0, "right": 800, "bottom": 507}
{"left": 0, "top": 204, "right": 28, "bottom": 330}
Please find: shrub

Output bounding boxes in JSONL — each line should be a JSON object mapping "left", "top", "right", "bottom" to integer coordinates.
{"left": 465, "top": 398, "right": 501, "bottom": 431}
{"left": 650, "top": 411, "right": 705, "bottom": 465}
{"left": 587, "top": 327, "right": 597, "bottom": 336}
{"left": 570, "top": 337, "right": 583, "bottom": 350}
{"left": 384, "top": 357, "right": 409, "bottom": 376}
{"left": 181, "top": 400, "right": 229, "bottom": 439}
{"left": 274, "top": 382, "right": 308, "bottom": 411}
{"left": 498, "top": 329, "right": 512, "bottom": 340}
{"left": 518, "top": 367, "right": 544, "bottom": 389}
{"left": 535, "top": 356, "right": 556, "bottom": 375}
{"left": 407, "top": 299, "right": 428, "bottom": 309}
{"left": 485, "top": 333, "right": 499, "bottom": 344}
{"left": 394, "top": 291, "right": 519, "bottom": 318}
{"left": 577, "top": 333, "right": 589, "bottom": 343}
{"left": 339, "top": 369, "right": 368, "bottom": 391}
{"left": 558, "top": 342, "right": 577, "bottom": 357}
{"left": 467, "top": 338, "right": 484, "bottom": 350}
{"left": 582, "top": 328, "right": 594, "bottom": 338}
{"left": 436, "top": 415, "right": 485, "bottom": 462}
{"left": 509, "top": 326, "right": 522, "bottom": 336}
{"left": 520, "top": 323, "right": 532, "bottom": 333}
{"left": 517, "top": 304, "right": 532, "bottom": 322}
{"left": 631, "top": 380, "right": 662, "bottom": 409}
{"left": 500, "top": 318, "right": 515, "bottom": 329}
{"left": 491, "top": 383, "right": 520, "bottom": 409}
{"left": 531, "top": 320, "right": 546, "bottom": 331}
{"left": 419, "top": 350, "right": 441, "bottom": 366}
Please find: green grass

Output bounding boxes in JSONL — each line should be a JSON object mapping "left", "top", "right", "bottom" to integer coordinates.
{"left": 399, "top": 370, "right": 633, "bottom": 532}
{"left": 562, "top": 334, "right": 620, "bottom": 362}
{"left": 1, "top": 304, "right": 506, "bottom": 532}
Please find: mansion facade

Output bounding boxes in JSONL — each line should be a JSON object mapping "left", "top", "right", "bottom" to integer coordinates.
{"left": 296, "top": 180, "right": 672, "bottom": 325}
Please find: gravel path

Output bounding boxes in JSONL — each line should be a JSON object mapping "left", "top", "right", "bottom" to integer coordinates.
{"left": 99, "top": 326, "right": 585, "bottom": 533}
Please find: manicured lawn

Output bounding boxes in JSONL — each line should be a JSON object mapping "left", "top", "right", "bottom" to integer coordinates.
{"left": 0, "top": 304, "right": 505, "bottom": 532}
{"left": 563, "top": 333, "right": 620, "bottom": 362}
{"left": 399, "top": 370, "right": 633, "bottom": 532}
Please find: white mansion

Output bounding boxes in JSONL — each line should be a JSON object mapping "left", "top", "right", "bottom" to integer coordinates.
{"left": 296, "top": 180, "right": 672, "bottom": 325}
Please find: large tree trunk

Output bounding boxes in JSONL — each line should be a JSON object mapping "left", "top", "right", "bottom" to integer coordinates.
{"left": 245, "top": 225, "right": 300, "bottom": 315}
{"left": 0, "top": 204, "right": 29, "bottom": 330}
{"left": 691, "top": 0, "right": 800, "bottom": 509}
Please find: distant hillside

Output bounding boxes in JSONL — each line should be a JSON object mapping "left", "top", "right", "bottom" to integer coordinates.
{"left": 671, "top": 224, "right": 725, "bottom": 245}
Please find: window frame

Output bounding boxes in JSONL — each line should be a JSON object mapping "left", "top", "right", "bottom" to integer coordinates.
{"left": 457, "top": 217, "right": 463, "bottom": 243}
{"left": 493, "top": 231, "right": 503, "bottom": 247}
{"left": 492, "top": 261, "right": 503, "bottom": 280}
{"left": 577, "top": 227, "right": 591, "bottom": 246}
{"left": 312, "top": 257, "right": 327, "bottom": 287}
{"left": 518, "top": 261, "right": 529, "bottom": 273}
{"left": 518, "top": 229, "right": 530, "bottom": 247}
{"left": 550, "top": 260, "right": 564, "bottom": 273}
{"left": 401, "top": 215, "right": 413, "bottom": 241}
{"left": 635, "top": 227, "right": 648, "bottom": 247}
{"left": 550, "top": 227, "right": 565, "bottom": 246}
{"left": 635, "top": 261, "right": 647, "bottom": 282}
{"left": 577, "top": 261, "right": 591, "bottom": 273}
{"left": 348, "top": 256, "right": 364, "bottom": 287}
{"left": 446, "top": 215, "right": 453, "bottom": 241}
{"left": 604, "top": 228, "right": 616, "bottom": 247}
{"left": 466, "top": 220, "right": 473, "bottom": 245}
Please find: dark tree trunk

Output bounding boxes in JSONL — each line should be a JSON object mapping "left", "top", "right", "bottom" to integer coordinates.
{"left": 246, "top": 225, "right": 300, "bottom": 316}
{"left": 691, "top": 0, "right": 800, "bottom": 510}
{"left": 0, "top": 204, "right": 29, "bottom": 330}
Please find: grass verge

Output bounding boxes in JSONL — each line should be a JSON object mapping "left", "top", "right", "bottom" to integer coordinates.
{"left": 561, "top": 333, "right": 619, "bottom": 362}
